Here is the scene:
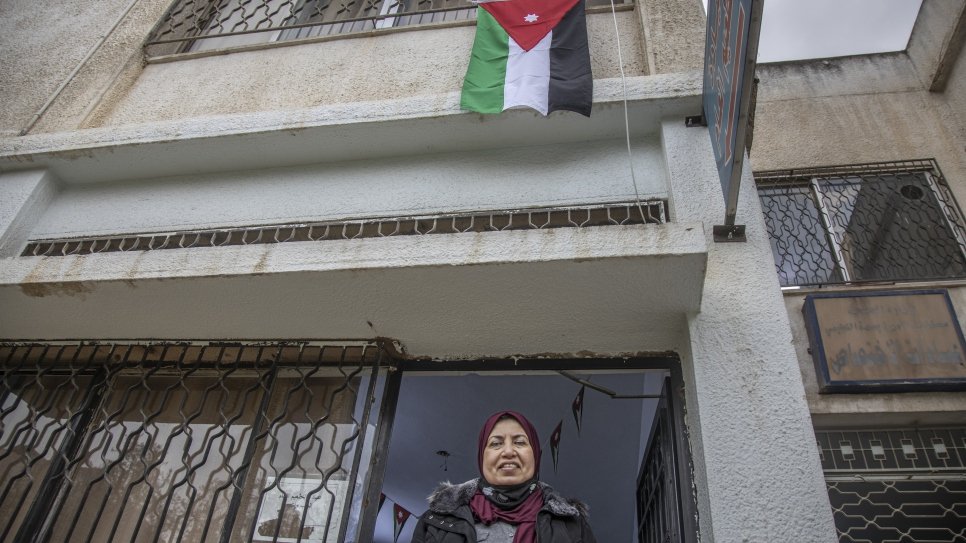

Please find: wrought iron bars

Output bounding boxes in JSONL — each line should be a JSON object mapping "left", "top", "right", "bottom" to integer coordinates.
{"left": 756, "top": 159, "right": 966, "bottom": 287}
{"left": 145, "top": 0, "right": 476, "bottom": 56}
{"left": 817, "top": 428, "right": 966, "bottom": 543}
{"left": 21, "top": 201, "right": 667, "bottom": 258}
{"left": 144, "top": 0, "right": 632, "bottom": 56}
{"left": 0, "top": 342, "right": 386, "bottom": 543}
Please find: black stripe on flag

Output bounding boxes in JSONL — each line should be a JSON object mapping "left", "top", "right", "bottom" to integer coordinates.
{"left": 549, "top": 0, "right": 592, "bottom": 117}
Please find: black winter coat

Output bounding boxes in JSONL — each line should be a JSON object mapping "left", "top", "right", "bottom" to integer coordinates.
{"left": 410, "top": 479, "right": 597, "bottom": 543}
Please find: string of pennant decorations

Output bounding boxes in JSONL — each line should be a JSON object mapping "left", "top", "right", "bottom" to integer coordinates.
{"left": 379, "top": 493, "right": 413, "bottom": 543}
{"left": 546, "top": 384, "right": 586, "bottom": 474}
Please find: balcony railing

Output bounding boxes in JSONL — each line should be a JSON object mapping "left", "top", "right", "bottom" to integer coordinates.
{"left": 756, "top": 160, "right": 966, "bottom": 288}
{"left": 145, "top": 0, "right": 631, "bottom": 57}
{"left": 21, "top": 200, "right": 667, "bottom": 258}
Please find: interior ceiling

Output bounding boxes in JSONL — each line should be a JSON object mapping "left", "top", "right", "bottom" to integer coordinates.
{"left": 373, "top": 370, "right": 668, "bottom": 543}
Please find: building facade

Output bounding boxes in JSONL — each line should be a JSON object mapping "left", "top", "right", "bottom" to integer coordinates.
{"left": 0, "top": 0, "right": 963, "bottom": 541}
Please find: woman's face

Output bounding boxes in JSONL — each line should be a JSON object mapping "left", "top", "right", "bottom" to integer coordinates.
{"left": 482, "top": 418, "right": 536, "bottom": 486}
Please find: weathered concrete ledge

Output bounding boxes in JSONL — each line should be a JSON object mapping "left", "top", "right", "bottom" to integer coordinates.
{"left": 0, "top": 73, "right": 702, "bottom": 184}
{"left": 0, "top": 223, "right": 707, "bottom": 355}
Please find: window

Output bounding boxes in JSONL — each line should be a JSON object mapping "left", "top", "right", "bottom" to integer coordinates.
{"left": 0, "top": 343, "right": 389, "bottom": 543}
{"left": 145, "top": 0, "right": 631, "bottom": 56}
{"left": 756, "top": 160, "right": 966, "bottom": 287}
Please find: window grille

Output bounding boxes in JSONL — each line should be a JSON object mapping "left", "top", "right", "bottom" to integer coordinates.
{"left": 756, "top": 160, "right": 966, "bottom": 288}
{"left": 0, "top": 342, "right": 389, "bottom": 543}
{"left": 145, "top": 0, "right": 631, "bottom": 56}
{"left": 816, "top": 428, "right": 966, "bottom": 543}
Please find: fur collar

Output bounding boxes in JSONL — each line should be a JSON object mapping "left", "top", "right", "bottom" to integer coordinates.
{"left": 426, "top": 479, "right": 587, "bottom": 518}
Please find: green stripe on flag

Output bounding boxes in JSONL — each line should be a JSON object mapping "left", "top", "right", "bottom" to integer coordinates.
{"left": 461, "top": 9, "right": 509, "bottom": 114}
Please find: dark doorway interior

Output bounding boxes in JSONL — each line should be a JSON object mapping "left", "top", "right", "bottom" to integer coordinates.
{"left": 374, "top": 369, "right": 672, "bottom": 542}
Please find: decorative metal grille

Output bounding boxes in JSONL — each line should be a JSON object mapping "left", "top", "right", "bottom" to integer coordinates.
{"left": 756, "top": 160, "right": 966, "bottom": 287}
{"left": 817, "top": 428, "right": 966, "bottom": 543}
{"left": 145, "top": 0, "right": 631, "bottom": 56}
{"left": 0, "top": 342, "right": 388, "bottom": 543}
{"left": 21, "top": 200, "right": 667, "bottom": 258}
{"left": 636, "top": 378, "right": 685, "bottom": 543}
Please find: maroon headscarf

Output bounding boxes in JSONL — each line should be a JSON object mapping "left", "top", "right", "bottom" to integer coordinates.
{"left": 470, "top": 411, "right": 544, "bottom": 543}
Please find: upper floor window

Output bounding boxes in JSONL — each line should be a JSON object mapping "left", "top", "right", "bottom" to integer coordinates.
{"left": 756, "top": 160, "right": 966, "bottom": 288}
{"left": 145, "top": 0, "right": 629, "bottom": 57}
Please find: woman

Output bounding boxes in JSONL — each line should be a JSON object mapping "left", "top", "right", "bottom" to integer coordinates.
{"left": 410, "top": 410, "right": 596, "bottom": 543}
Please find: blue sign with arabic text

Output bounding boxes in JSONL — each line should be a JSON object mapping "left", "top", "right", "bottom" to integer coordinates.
{"left": 703, "top": 0, "right": 762, "bottom": 222}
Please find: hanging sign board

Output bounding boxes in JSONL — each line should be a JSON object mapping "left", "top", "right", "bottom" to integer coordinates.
{"left": 702, "top": 0, "right": 763, "bottom": 226}
{"left": 803, "top": 290, "right": 966, "bottom": 393}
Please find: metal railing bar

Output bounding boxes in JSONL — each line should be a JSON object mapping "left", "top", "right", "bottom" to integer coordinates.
{"left": 21, "top": 201, "right": 667, "bottom": 258}
{"left": 146, "top": 5, "right": 477, "bottom": 46}
{"left": 148, "top": 346, "right": 203, "bottom": 543}
{"left": 301, "top": 347, "right": 351, "bottom": 543}
{"left": 71, "top": 346, "right": 153, "bottom": 543}
{"left": 1, "top": 345, "right": 64, "bottom": 542}
{"left": 337, "top": 346, "right": 382, "bottom": 543}
{"left": 101, "top": 350, "right": 168, "bottom": 543}
{"left": 220, "top": 348, "right": 279, "bottom": 543}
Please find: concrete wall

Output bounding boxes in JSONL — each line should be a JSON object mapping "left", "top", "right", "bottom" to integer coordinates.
{"left": 0, "top": 0, "right": 173, "bottom": 136}
{"left": 663, "top": 119, "right": 838, "bottom": 542}
{"left": 0, "top": 0, "right": 134, "bottom": 135}
{"left": 784, "top": 287, "right": 966, "bottom": 429}
{"left": 638, "top": 0, "right": 705, "bottom": 74}
{"left": 753, "top": 0, "right": 966, "bottom": 432}
{"left": 0, "top": 1, "right": 657, "bottom": 134}
{"left": 0, "top": 1, "right": 717, "bottom": 135}
{"left": 92, "top": 11, "right": 647, "bottom": 127}
{"left": 30, "top": 136, "right": 665, "bottom": 239}
{"left": 754, "top": 54, "right": 966, "bottom": 203}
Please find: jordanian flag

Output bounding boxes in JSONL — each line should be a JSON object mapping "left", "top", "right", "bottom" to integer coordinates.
{"left": 461, "top": 0, "right": 592, "bottom": 116}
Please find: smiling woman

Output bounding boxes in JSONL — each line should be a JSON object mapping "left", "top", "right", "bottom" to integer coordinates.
{"left": 409, "top": 411, "right": 597, "bottom": 543}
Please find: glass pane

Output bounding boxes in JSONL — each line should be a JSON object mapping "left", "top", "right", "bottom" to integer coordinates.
{"left": 817, "top": 173, "right": 966, "bottom": 282}
{"left": 232, "top": 370, "right": 367, "bottom": 543}
{"left": 0, "top": 374, "right": 93, "bottom": 541}
{"left": 47, "top": 373, "right": 263, "bottom": 543}
{"left": 758, "top": 183, "right": 839, "bottom": 286}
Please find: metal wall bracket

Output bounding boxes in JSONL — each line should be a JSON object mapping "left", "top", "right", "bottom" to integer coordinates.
{"left": 685, "top": 114, "right": 706, "bottom": 127}
{"left": 713, "top": 224, "right": 746, "bottom": 242}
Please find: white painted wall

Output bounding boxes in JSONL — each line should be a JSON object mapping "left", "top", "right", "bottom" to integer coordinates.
{"left": 662, "top": 119, "right": 839, "bottom": 542}
{"left": 0, "top": 170, "right": 58, "bottom": 257}
{"left": 30, "top": 137, "right": 665, "bottom": 239}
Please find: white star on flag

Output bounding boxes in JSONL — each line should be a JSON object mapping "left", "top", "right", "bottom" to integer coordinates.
{"left": 524, "top": 13, "right": 539, "bottom": 23}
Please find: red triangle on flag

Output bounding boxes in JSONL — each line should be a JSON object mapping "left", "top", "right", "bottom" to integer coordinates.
{"left": 482, "top": 0, "right": 582, "bottom": 51}
{"left": 393, "top": 503, "right": 411, "bottom": 543}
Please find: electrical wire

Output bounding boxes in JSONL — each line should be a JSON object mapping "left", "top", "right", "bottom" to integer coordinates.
{"left": 607, "top": 0, "right": 649, "bottom": 223}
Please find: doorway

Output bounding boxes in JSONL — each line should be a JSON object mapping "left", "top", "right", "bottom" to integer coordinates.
{"left": 370, "top": 359, "right": 696, "bottom": 542}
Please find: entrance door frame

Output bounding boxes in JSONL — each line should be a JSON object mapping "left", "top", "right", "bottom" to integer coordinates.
{"left": 357, "top": 354, "right": 699, "bottom": 543}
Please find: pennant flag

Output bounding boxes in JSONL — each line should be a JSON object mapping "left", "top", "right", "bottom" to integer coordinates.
{"left": 549, "top": 420, "right": 563, "bottom": 472}
{"left": 393, "top": 503, "right": 411, "bottom": 543}
{"left": 379, "top": 492, "right": 387, "bottom": 514}
{"left": 461, "top": 0, "right": 592, "bottom": 116}
{"left": 571, "top": 385, "right": 585, "bottom": 435}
